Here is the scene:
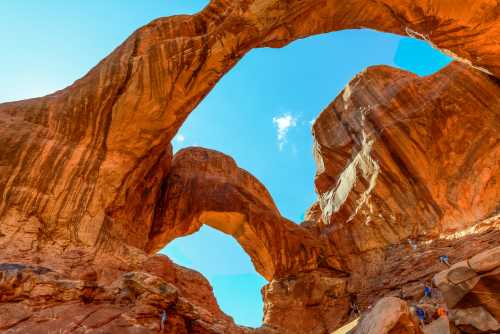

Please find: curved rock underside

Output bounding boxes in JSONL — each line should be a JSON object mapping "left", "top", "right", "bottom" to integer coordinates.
{"left": 146, "top": 147, "right": 342, "bottom": 281}
{"left": 0, "top": 0, "right": 499, "bottom": 333}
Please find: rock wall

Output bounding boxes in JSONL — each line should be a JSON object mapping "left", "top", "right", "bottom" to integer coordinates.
{"left": 0, "top": 0, "right": 499, "bottom": 333}
{"left": 310, "top": 61, "right": 500, "bottom": 288}
{"left": 0, "top": 0, "right": 498, "bottom": 257}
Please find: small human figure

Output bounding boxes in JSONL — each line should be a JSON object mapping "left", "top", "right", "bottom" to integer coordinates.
{"left": 415, "top": 306, "right": 426, "bottom": 326}
{"left": 423, "top": 285, "right": 432, "bottom": 299}
{"left": 350, "top": 301, "right": 360, "bottom": 316}
{"left": 160, "top": 310, "right": 168, "bottom": 333}
{"left": 439, "top": 255, "right": 451, "bottom": 266}
{"left": 407, "top": 239, "right": 418, "bottom": 251}
{"left": 436, "top": 306, "right": 447, "bottom": 318}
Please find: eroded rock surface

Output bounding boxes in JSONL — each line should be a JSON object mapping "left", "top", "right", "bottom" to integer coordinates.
{"left": 352, "top": 297, "right": 422, "bottom": 334}
{"left": 434, "top": 246, "right": 500, "bottom": 333}
{"left": 310, "top": 62, "right": 500, "bottom": 309}
{"left": 147, "top": 148, "right": 342, "bottom": 281}
{"left": 262, "top": 270, "right": 350, "bottom": 333}
{"left": 0, "top": 0, "right": 499, "bottom": 258}
{"left": 351, "top": 247, "right": 500, "bottom": 334}
{"left": 0, "top": 1, "right": 498, "bottom": 333}
{"left": 313, "top": 62, "right": 499, "bottom": 243}
{"left": 0, "top": 255, "right": 247, "bottom": 333}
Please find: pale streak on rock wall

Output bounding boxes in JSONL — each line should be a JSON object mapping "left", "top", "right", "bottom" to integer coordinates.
{"left": 312, "top": 62, "right": 500, "bottom": 260}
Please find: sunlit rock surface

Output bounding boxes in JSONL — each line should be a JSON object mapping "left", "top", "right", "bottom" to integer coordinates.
{"left": 433, "top": 246, "right": 500, "bottom": 333}
{"left": 0, "top": 255, "right": 247, "bottom": 333}
{"left": 147, "top": 147, "right": 342, "bottom": 281}
{"left": 0, "top": 0, "right": 498, "bottom": 333}
{"left": 0, "top": 0, "right": 498, "bottom": 259}
{"left": 310, "top": 61, "right": 500, "bottom": 309}
{"left": 313, "top": 62, "right": 499, "bottom": 239}
{"left": 352, "top": 297, "right": 422, "bottom": 334}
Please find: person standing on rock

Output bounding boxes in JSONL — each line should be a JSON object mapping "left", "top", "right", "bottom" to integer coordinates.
{"left": 424, "top": 285, "right": 432, "bottom": 299}
{"left": 160, "top": 310, "right": 168, "bottom": 333}
{"left": 415, "top": 306, "right": 426, "bottom": 326}
{"left": 350, "top": 300, "right": 360, "bottom": 317}
{"left": 439, "top": 255, "right": 450, "bottom": 266}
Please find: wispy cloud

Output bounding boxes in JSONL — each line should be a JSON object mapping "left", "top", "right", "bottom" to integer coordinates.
{"left": 175, "top": 134, "right": 185, "bottom": 142}
{"left": 272, "top": 113, "right": 297, "bottom": 150}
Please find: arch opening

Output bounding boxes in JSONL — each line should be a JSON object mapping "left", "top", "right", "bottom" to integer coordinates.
{"left": 162, "top": 225, "right": 267, "bottom": 328}
{"left": 157, "top": 28, "right": 453, "bottom": 327}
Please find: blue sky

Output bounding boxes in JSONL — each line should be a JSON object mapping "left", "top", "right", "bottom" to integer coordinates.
{"left": 0, "top": 1, "right": 451, "bottom": 328}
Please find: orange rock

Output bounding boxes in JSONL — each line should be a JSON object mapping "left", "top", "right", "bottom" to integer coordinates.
{"left": 148, "top": 147, "right": 342, "bottom": 281}
{"left": 311, "top": 63, "right": 500, "bottom": 293}
{"left": 352, "top": 297, "right": 422, "bottom": 334}
{"left": 0, "top": 1, "right": 498, "bottom": 334}
{"left": 0, "top": 0, "right": 498, "bottom": 257}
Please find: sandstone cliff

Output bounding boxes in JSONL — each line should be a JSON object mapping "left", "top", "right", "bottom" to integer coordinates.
{"left": 309, "top": 61, "right": 500, "bottom": 305}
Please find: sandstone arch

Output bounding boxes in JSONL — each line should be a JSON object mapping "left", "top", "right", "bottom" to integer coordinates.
{"left": 147, "top": 147, "right": 342, "bottom": 280}
{"left": 0, "top": 0, "right": 498, "bottom": 259}
{"left": 0, "top": 3, "right": 499, "bottom": 332}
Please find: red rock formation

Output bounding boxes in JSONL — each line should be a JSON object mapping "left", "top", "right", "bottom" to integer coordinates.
{"left": 349, "top": 246, "right": 500, "bottom": 334}
{"left": 0, "top": 254, "right": 248, "bottom": 333}
{"left": 310, "top": 62, "right": 500, "bottom": 301}
{"left": 352, "top": 297, "right": 422, "bottom": 334}
{"left": 313, "top": 62, "right": 499, "bottom": 237}
{"left": 147, "top": 147, "right": 342, "bottom": 281}
{"left": 262, "top": 269, "right": 350, "bottom": 333}
{"left": 0, "top": 1, "right": 498, "bottom": 334}
{"left": 0, "top": 0, "right": 498, "bottom": 260}
{"left": 434, "top": 246, "right": 500, "bottom": 333}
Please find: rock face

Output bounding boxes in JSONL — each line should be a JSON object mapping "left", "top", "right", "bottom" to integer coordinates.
{"left": 0, "top": 0, "right": 499, "bottom": 334}
{"left": 0, "top": 255, "right": 247, "bottom": 333}
{"left": 434, "top": 246, "right": 500, "bottom": 333}
{"left": 0, "top": 0, "right": 499, "bottom": 259}
{"left": 262, "top": 270, "right": 350, "bottom": 334}
{"left": 147, "top": 148, "right": 342, "bottom": 281}
{"left": 352, "top": 297, "right": 422, "bottom": 334}
{"left": 313, "top": 62, "right": 499, "bottom": 241}
{"left": 310, "top": 61, "right": 500, "bottom": 307}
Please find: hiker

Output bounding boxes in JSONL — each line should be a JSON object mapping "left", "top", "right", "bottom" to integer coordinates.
{"left": 423, "top": 285, "right": 432, "bottom": 299}
{"left": 415, "top": 306, "right": 426, "bottom": 326}
{"left": 439, "top": 255, "right": 450, "bottom": 266}
{"left": 160, "top": 310, "right": 168, "bottom": 332}
{"left": 350, "top": 301, "right": 360, "bottom": 315}
{"left": 407, "top": 239, "right": 418, "bottom": 251}
{"left": 436, "top": 306, "right": 447, "bottom": 318}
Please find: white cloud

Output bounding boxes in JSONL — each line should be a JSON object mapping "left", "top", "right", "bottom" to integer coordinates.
{"left": 272, "top": 113, "right": 297, "bottom": 150}
{"left": 175, "top": 134, "right": 185, "bottom": 142}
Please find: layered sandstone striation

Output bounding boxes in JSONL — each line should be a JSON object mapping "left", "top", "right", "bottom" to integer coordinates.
{"left": 0, "top": 256, "right": 245, "bottom": 334}
{"left": 0, "top": 254, "right": 247, "bottom": 333}
{"left": 146, "top": 148, "right": 342, "bottom": 281}
{"left": 310, "top": 61, "right": 500, "bottom": 305}
{"left": 0, "top": 0, "right": 499, "bottom": 259}
{"left": 0, "top": 0, "right": 499, "bottom": 333}
{"left": 351, "top": 246, "right": 500, "bottom": 334}
{"left": 352, "top": 297, "right": 422, "bottom": 334}
{"left": 433, "top": 246, "right": 500, "bottom": 333}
